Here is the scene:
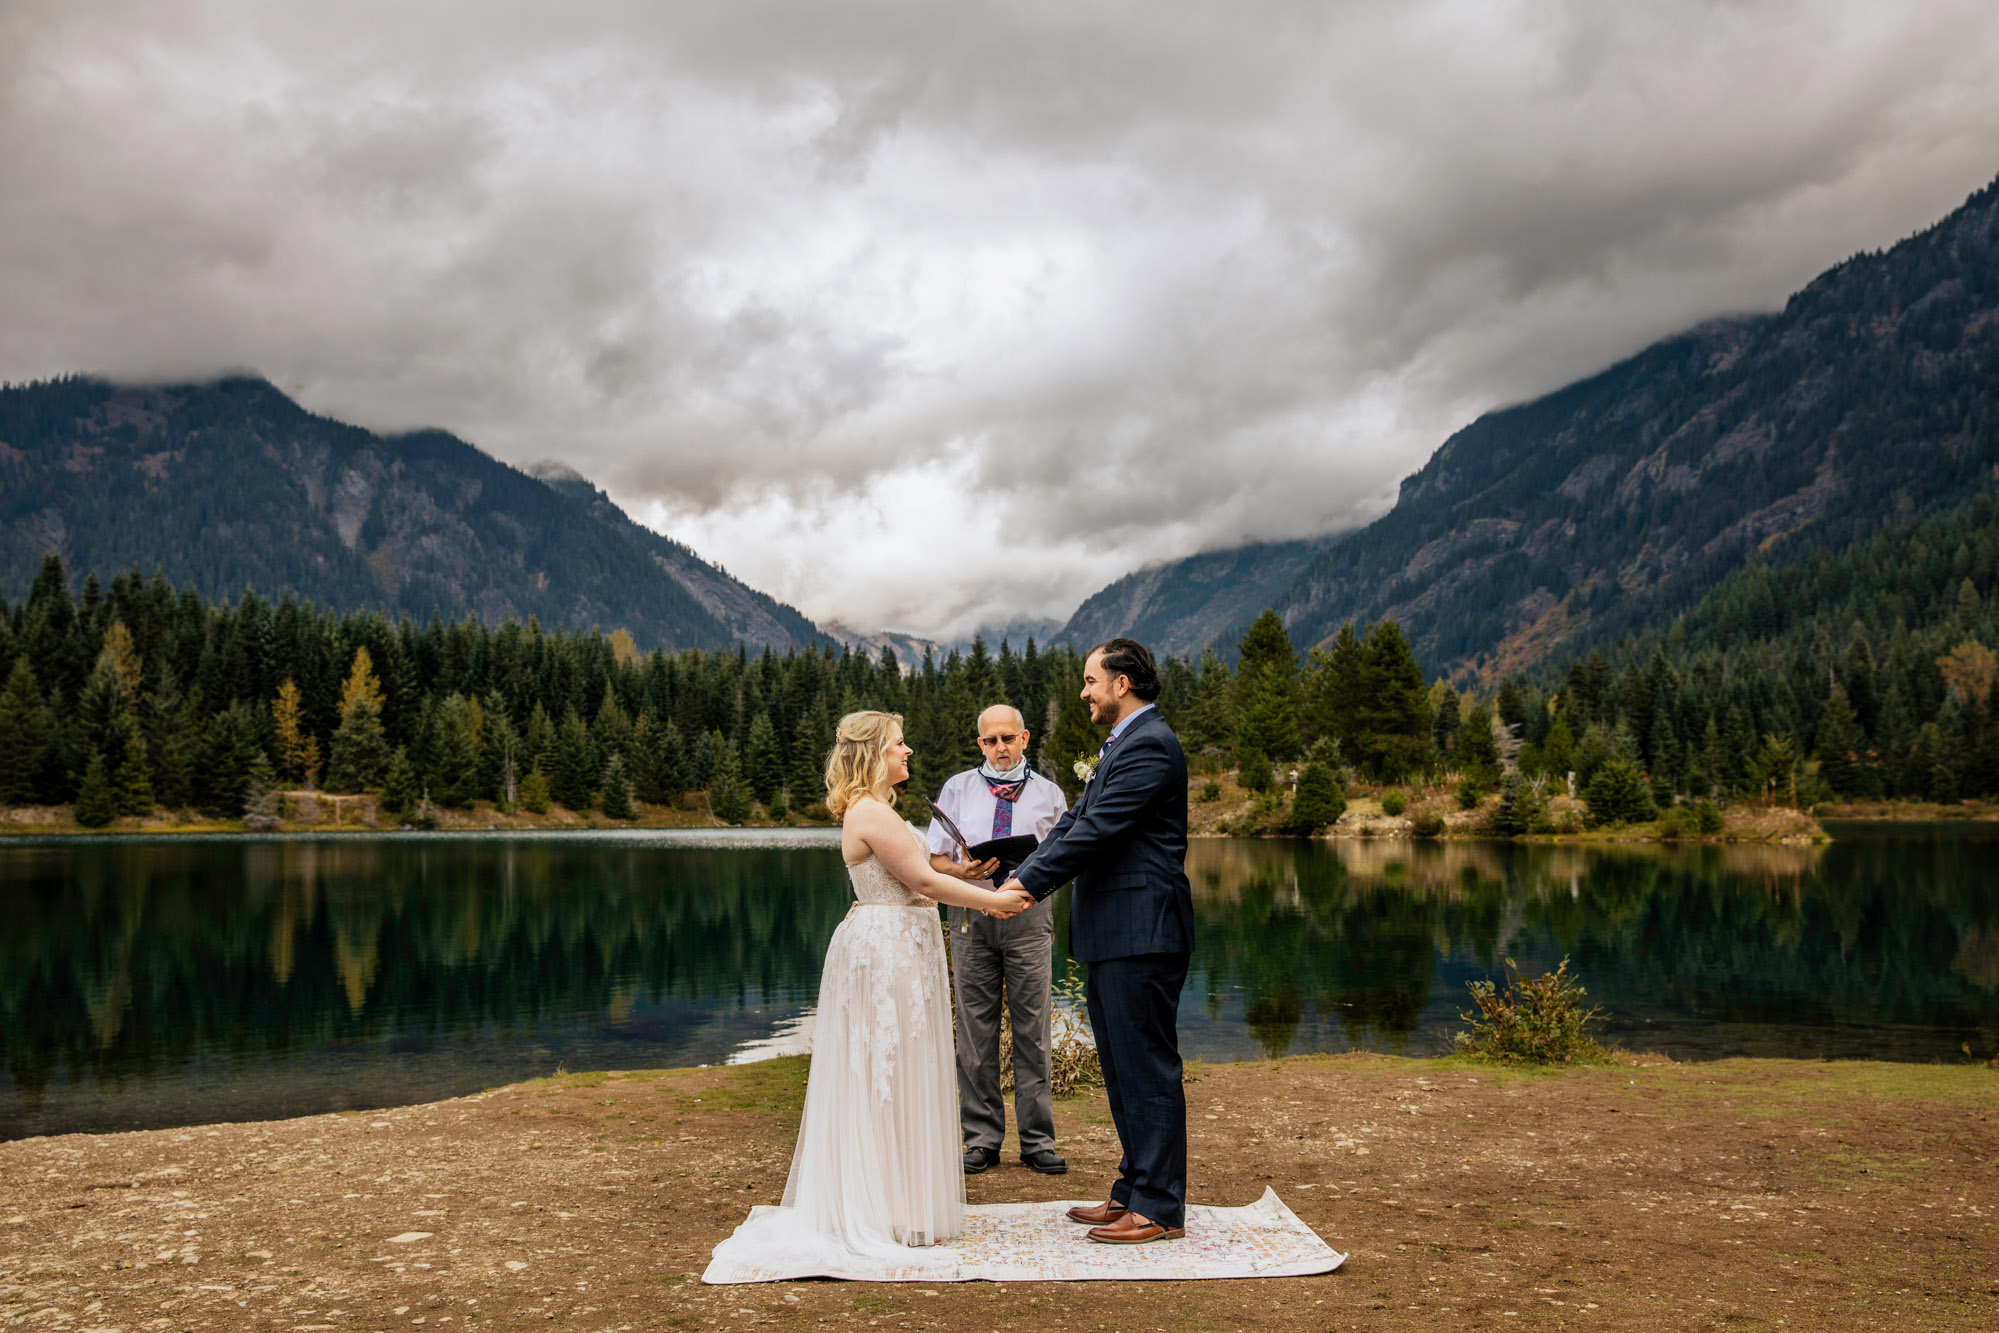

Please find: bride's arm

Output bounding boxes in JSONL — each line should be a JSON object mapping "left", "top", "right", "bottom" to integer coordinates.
{"left": 851, "top": 801, "right": 1031, "bottom": 914}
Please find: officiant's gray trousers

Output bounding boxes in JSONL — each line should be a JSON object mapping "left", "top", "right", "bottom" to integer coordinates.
{"left": 947, "top": 897, "right": 1056, "bottom": 1155}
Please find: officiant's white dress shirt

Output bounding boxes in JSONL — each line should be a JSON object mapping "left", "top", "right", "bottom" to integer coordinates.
{"left": 925, "top": 768, "right": 1068, "bottom": 882}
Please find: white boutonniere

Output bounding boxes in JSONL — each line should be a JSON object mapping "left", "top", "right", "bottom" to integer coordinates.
{"left": 1073, "top": 755, "right": 1101, "bottom": 785}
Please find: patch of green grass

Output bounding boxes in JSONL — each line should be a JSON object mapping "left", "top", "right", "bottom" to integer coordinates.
{"left": 1769, "top": 1062, "right": 1998, "bottom": 1106}
{"left": 683, "top": 1055, "right": 811, "bottom": 1115}
{"left": 852, "top": 1293, "right": 893, "bottom": 1315}
{"left": 651, "top": 1272, "right": 688, "bottom": 1284}
{"left": 1426, "top": 1053, "right": 1596, "bottom": 1085}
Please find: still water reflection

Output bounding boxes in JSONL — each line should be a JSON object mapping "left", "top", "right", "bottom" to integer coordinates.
{"left": 3, "top": 824, "right": 1995, "bottom": 1139}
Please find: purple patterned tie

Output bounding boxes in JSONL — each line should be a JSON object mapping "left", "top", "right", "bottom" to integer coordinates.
{"left": 989, "top": 779, "right": 1022, "bottom": 839}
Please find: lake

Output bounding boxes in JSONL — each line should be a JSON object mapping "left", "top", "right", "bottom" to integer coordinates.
{"left": 3, "top": 823, "right": 1995, "bottom": 1140}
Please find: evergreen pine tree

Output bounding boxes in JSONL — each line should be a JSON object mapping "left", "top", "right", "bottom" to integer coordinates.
{"left": 551, "top": 708, "right": 594, "bottom": 810}
{"left": 380, "top": 747, "right": 419, "bottom": 823}
{"left": 1350, "top": 620, "right": 1433, "bottom": 780}
{"left": 524, "top": 701, "right": 555, "bottom": 774}
{"left": 744, "top": 712, "right": 783, "bottom": 806}
{"left": 1489, "top": 771, "right": 1542, "bottom": 836}
{"left": 628, "top": 711, "right": 664, "bottom": 804}
{"left": 484, "top": 705, "right": 522, "bottom": 808}
{"left": 114, "top": 726, "right": 156, "bottom": 815}
{"left": 326, "top": 696, "right": 389, "bottom": 792}
{"left": 1236, "top": 743, "right": 1272, "bottom": 793}
{"left": 1233, "top": 609, "right": 1300, "bottom": 761}
{"left": 600, "top": 754, "right": 637, "bottom": 820}
{"left": 1538, "top": 716, "right": 1578, "bottom": 782}
{"left": 1182, "top": 649, "right": 1237, "bottom": 757}
{"left": 1456, "top": 702, "right": 1503, "bottom": 791}
{"left": 242, "top": 753, "right": 280, "bottom": 830}
{"left": 0, "top": 658, "right": 52, "bottom": 805}
{"left": 1816, "top": 682, "right": 1867, "bottom": 797}
{"left": 1045, "top": 687, "right": 1098, "bottom": 799}
{"left": 1287, "top": 761, "right": 1345, "bottom": 833}
{"left": 520, "top": 767, "right": 552, "bottom": 815}
{"left": 195, "top": 703, "right": 260, "bottom": 818}
{"left": 73, "top": 752, "right": 117, "bottom": 827}
{"left": 657, "top": 720, "right": 689, "bottom": 805}
{"left": 1583, "top": 759, "right": 1656, "bottom": 827}
{"left": 1431, "top": 685, "right": 1462, "bottom": 756}
{"left": 142, "top": 666, "right": 198, "bottom": 810}
{"left": 692, "top": 728, "right": 718, "bottom": 789}
{"left": 428, "top": 693, "right": 482, "bottom": 808}
{"left": 708, "top": 738, "right": 751, "bottom": 825}
{"left": 788, "top": 705, "right": 831, "bottom": 805}
{"left": 592, "top": 685, "right": 633, "bottom": 769}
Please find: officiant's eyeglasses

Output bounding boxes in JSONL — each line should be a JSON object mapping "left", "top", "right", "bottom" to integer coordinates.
{"left": 977, "top": 733, "right": 1022, "bottom": 747}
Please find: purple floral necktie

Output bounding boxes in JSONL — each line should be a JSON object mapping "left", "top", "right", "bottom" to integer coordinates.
{"left": 989, "top": 777, "right": 1023, "bottom": 839}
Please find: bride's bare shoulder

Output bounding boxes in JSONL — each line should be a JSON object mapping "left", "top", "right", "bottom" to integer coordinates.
{"left": 840, "top": 796, "right": 898, "bottom": 862}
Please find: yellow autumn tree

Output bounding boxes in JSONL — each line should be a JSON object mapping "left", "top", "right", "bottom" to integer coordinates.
{"left": 272, "top": 678, "right": 321, "bottom": 787}
{"left": 327, "top": 647, "right": 389, "bottom": 792}
{"left": 99, "top": 621, "right": 144, "bottom": 711}
{"left": 339, "top": 646, "right": 386, "bottom": 715}
{"left": 1937, "top": 640, "right": 1997, "bottom": 709}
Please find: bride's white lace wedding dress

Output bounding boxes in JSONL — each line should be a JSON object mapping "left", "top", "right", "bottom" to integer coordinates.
{"left": 703, "top": 823, "right": 964, "bottom": 1282}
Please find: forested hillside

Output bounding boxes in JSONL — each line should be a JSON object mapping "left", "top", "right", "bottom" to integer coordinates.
{"left": 3, "top": 515, "right": 1993, "bottom": 837}
{"left": 0, "top": 376, "right": 827, "bottom": 652}
{"left": 1062, "top": 170, "right": 1999, "bottom": 681}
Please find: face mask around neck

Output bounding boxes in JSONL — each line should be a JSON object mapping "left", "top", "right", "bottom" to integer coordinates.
{"left": 980, "top": 756, "right": 1029, "bottom": 783}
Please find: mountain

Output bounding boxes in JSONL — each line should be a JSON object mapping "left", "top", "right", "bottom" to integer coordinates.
{"left": 0, "top": 375, "right": 829, "bottom": 652}
{"left": 1062, "top": 170, "right": 1999, "bottom": 679}
{"left": 524, "top": 462, "right": 825, "bottom": 650}
{"left": 1060, "top": 537, "right": 1334, "bottom": 660}
{"left": 822, "top": 616, "right": 1071, "bottom": 667}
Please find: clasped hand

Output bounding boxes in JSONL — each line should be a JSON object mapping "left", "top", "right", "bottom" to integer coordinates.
{"left": 983, "top": 882, "right": 1034, "bottom": 919}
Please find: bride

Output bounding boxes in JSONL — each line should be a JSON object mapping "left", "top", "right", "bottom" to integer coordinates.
{"left": 704, "top": 710, "right": 1033, "bottom": 1282}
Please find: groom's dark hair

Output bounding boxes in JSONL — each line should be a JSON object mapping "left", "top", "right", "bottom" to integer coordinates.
{"left": 1089, "top": 637, "right": 1161, "bottom": 701}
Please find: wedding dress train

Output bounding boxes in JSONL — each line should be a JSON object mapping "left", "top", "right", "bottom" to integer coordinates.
{"left": 703, "top": 824, "right": 963, "bottom": 1282}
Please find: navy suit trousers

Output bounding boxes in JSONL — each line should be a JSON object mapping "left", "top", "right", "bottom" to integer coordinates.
{"left": 1085, "top": 951, "right": 1190, "bottom": 1228}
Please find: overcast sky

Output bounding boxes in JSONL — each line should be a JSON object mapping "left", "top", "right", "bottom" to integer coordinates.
{"left": 5, "top": 1, "right": 1998, "bottom": 638}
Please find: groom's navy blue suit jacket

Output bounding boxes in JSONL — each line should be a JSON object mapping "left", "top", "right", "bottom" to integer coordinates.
{"left": 1015, "top": 707, "right": 1194, "bottom": 963}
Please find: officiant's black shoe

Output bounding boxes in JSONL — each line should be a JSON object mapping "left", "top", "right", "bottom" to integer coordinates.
{"left": 962, "top": 1146, "right": 1000, "bottom": 1174}
{"left": 1021, "top": 1149, "right": 1067, "bottom": 1175}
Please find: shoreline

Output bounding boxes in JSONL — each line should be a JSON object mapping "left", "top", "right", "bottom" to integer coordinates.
{"left": 2, "top": 1052, "right": 1992, "bottom": 1330}
{"left": 7, "top": 792, "right": 1986, "bottom": 841}
{"left": 0, "top": 799, "right": 1887, "bottom": 839}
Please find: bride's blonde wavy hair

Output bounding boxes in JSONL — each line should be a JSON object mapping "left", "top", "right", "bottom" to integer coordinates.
{"left": 824, "top": 710, "right": 905, "bottom": 819}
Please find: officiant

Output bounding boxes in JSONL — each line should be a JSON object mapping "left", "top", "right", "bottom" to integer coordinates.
{"left": 926, "top": 703, "right": 1070, "bottom": 1177}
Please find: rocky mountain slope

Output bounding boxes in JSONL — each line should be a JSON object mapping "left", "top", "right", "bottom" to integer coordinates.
{"left": 1062, "top": 170, "right": 1999, "bottom": 679}
{"left": 0, "top": 376, "right": 828, "bottom": 652}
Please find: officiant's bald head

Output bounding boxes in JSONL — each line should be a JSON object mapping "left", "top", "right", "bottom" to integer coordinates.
{"left": 977, "top": 704, "right": 1029, "bottom": 771}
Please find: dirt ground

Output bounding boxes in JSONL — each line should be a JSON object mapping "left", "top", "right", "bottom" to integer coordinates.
{"left": 2, "top": 1054, "right": 1994, "bottom": 1333}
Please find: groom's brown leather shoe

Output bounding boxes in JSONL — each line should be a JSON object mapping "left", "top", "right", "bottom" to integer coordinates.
{"left": 1065, "top": 1199, "right": 1127, "bottom": 1225}
{"left": 1086, "top": 1212, "right": 1185, "bottom": 1244}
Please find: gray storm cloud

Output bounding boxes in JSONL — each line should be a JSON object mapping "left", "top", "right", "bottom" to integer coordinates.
{"left": 4, "top": 0, "right": 1998, "bottom": 637}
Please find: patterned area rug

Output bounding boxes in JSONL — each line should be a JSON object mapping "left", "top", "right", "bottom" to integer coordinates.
{"left": 702, "top": 1188, "right": 1345, "bottom": 1283}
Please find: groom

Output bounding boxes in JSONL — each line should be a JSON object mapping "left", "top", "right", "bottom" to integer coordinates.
{"left": 1001, "top": 637, "right": 1193, "bottom": 1244}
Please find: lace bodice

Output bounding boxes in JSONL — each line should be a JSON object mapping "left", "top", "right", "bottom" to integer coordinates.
{"left": 845, "top": 823, "right": 936, "bottom": 907}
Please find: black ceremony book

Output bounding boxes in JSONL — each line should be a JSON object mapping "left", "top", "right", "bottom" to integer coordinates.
{"left": 928, "top": 803, "right": 1041, "bottom": 881}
